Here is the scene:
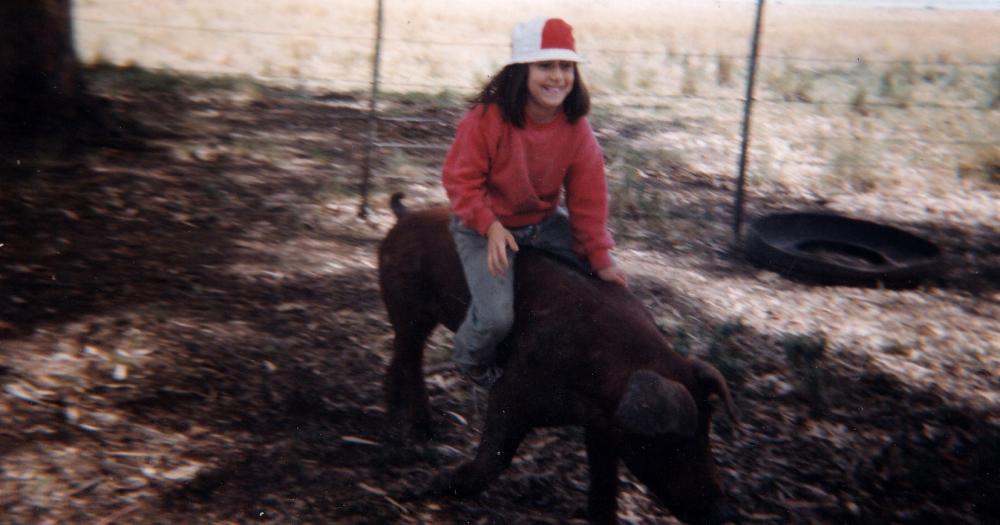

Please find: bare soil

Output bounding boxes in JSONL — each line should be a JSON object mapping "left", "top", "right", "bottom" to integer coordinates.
{"left": 1, "top": 66, "right": 997, "bottom": 524}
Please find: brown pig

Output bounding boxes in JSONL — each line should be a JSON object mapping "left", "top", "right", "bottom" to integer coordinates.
{"left": 378, "top": 194, "right": 740, "bottom": 525}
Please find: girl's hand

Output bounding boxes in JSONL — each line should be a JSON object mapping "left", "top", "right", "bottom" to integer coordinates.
{"left": 597, "top": 264, "right": 628, "bottom": 288}
{"left": 486, "top": 221, "right": 519, "bottom": 276}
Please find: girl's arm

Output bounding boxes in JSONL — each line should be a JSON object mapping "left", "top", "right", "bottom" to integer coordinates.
{"left": 564, "top": 121, "right": 616, "bottom": 272}
{"left": 442, "top": 108, "right": 498, "bottom": 236}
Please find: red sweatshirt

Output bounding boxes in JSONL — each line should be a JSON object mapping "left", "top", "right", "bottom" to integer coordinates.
{"left": 442, "top": 103, "right": 615, "bottom": 270}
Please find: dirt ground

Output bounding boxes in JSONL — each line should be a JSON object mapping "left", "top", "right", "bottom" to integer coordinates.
{"left": 1, "top": 67, "right": 998, "bottom": 524}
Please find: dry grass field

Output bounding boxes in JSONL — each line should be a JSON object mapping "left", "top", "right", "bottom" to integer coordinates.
{"left": 75, "top": 0, "right": 999, "bottom": 199}
{"left": 75, "top": 1, "right": 999, "bottom": 72}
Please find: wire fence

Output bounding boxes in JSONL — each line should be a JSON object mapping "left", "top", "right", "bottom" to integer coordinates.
{"left": 76, "top": 15, "right": 1000, "bottom": 68}
{"left": 73, "top": 1, "right": 1000, "bottom": 219}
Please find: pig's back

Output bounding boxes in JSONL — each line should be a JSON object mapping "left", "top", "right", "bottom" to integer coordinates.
{"left": 511, "top": 250, "right": 668, "bottom": 371}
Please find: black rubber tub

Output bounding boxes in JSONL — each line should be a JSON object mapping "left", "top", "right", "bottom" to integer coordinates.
{"left": 743, "top": 212, "right": 943, "bottom": 287}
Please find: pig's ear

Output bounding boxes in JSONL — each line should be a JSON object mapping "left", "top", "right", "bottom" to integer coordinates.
{"left": 692, "top": 359, "right": 740, "bottom": 427}
{"left": 614, "top": 370, "right": 698, "bottom": 438}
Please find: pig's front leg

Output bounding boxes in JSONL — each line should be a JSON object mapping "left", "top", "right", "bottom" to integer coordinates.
{"left": 432, "top": 381, "right": 529, "bottom": 498}
{"left": 585, "top": 427, "right": 620, "bottom": 524}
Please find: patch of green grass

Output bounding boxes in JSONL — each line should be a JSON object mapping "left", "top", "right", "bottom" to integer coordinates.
{"left": 611, "top": 167, "right": 661, "bottom": 218}
{"left": 655, "top": 320, "right": 693, "bottom": 357}
{"left": 86, "top": 62, "right": 259, "bottom": 93}
{"left": 987, "top": 62, "right": 1000, "bottom": 109}
{"left": 673, "top": 327, "right": 693, "bottom": 357}
{"left": 386, "top": 90, "right": 463, "bottom": 112}
{"left": 604, "top": 141, "right": 686, "bottom": 218}
{"left": 606, "top": 141, "right": 685, "bottom": 172}
{"left": 780, "top": 332, "right": 829, "bottom": 417}
{"left": 706, "top": 320, "right": 745, "bottom": 385}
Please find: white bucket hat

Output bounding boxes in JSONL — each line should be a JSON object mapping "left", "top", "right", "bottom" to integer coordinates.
{"left": 507, "top": 17, "right": 584, "bottom": 65}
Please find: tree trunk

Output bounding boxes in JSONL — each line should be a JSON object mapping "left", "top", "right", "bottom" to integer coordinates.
{"left": 0, "top": 0, "right": 103, "bottom": 153}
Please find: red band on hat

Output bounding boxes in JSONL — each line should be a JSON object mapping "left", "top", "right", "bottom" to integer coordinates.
{"left": 540, "top": 18, "right": 575, "bottom": 51}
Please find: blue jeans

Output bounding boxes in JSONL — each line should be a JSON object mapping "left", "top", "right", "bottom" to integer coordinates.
{"left": 449, "top": 210, "right": 588, "bottom": 373}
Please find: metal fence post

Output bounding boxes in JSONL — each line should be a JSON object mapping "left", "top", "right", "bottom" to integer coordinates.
{"left": 732, "top": 0, "right": 766, "bottom": 243}
{"left": 358, "top": 0, "right": 384, "bottom": 219}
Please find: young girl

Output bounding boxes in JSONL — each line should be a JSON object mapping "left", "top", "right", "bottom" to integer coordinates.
{"left": 443, "top": 16, "right": 627, "bottom": 386}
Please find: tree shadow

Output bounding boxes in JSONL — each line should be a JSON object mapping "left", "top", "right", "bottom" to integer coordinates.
{"left": 128, "top": 262, "right": 1000, "bottom": 524}
{"left": 904, "top": 219, "right": 1000, "bottom": 295}
{"left": 625, "top": 276, "right": 1000, "bottom": 523}
{"left": 2, "top": 65, "right": 996, "bottom": 524}
{"left": 0, "top": 69, "right": 378, "bottom": 340}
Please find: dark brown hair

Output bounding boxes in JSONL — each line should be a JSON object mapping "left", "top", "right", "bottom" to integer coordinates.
{"left": 470, "top": 63, "right": 590, "bottom": 128}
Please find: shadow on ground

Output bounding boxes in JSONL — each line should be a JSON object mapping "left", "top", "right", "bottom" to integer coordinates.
{"left": 0, "top": 65, "right": 997, "bottom": 524}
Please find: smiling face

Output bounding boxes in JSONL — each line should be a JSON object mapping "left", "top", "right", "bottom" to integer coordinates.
{"left": 525, "top": 60, "right": 576, "bottom": 123}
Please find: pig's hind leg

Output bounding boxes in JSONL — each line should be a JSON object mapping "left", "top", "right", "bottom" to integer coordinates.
{"left": 384, "top": 308, "right": 437, "bottom": 441}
